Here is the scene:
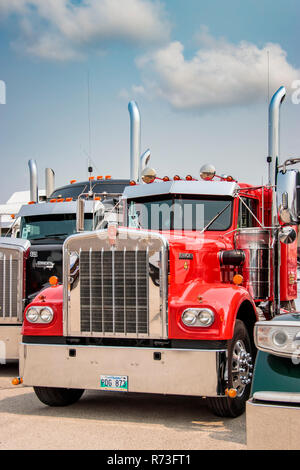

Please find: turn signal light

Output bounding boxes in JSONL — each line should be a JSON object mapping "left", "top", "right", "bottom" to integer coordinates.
{"left": 49, "top": 276, "right": 59, "bottom": 287}
{"left": 233, "top": 274, "right": 243, "bottom": 285}
{"left": 12, "top": 377, "right": 23, "bottom": 386}
{"left": 225, "top": 388, "right": 237, "bottom": 398}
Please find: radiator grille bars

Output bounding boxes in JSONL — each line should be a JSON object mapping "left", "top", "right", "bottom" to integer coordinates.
{"left": 80, "top": 249, "right": 149, "bottom": 335}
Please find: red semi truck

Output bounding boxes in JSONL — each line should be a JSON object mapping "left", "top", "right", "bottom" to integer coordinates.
{"left": 18, "top": 87, "right": 300, "bottom": 417}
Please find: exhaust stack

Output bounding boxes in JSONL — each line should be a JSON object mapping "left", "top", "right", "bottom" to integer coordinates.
{"left": 45, "top": 168, "right": 55, "bottom": 199}
{"left": 28, "top": 159, "right": 38, "bottom": 203}
{"left": 268, "top": 86, "right": 286, "bottom": 189}
{"left": 128, "top": 101, "right": 141, "bottom": 182}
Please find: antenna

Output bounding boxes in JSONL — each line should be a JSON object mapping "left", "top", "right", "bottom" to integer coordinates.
{"left": 87, "top": 70, "right": 93, "bottom": 181}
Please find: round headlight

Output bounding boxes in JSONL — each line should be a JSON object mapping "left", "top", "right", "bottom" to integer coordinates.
{"left": 26, "top": 308, "right": 39, "bottom": 323}
{"left": 272, "top": 330, "right": 288, "bottom": 348}
{"left": 182, "top": 309, "right": 198, "bottom": 326}
{"left": 40, "top": 307, "right": 54, "bottom": 323}
{"left": 198, "top": 309, "right": 214, "bottom": 327}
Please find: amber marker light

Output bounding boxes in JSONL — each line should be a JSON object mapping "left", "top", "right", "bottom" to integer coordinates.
{"left": 57, "top": 198, "right": 64, "bottom": 203}
{"left": 49, "top": 276, "right": 59, "bottom": 287}
{"left": 105, "top": 175, "right": 112, "bottom": 180}
{"left": 97, "top": 176, "right": 103, "bottom": 180}
{"left": 225, "top": 388, "right": 237, "bottom": 398}
{"left": 12, "top": 377, "right": 23, "bottom": 386}
{"left": 50, "top": 199, "right": 57, "bottom": 203}
{"left": 70, "top": 180, "right": 77, "bottom": 184}
{"left": 233, "top": 274, "right": 243, "bottom": 285}
{"left": 65, "top": 197, "right": 72, "bottom": 202}
{"left": 28, "top": 201, "right": 35, "bottom": 205}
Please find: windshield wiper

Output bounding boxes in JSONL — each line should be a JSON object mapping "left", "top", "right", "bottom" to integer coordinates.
{"left": 200, "top": 202, "right": 232, "bottom": 233}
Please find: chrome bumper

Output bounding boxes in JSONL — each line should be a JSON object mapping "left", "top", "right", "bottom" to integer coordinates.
{"left": 0, "top": 325, "right": 22, "bottom": 361}
{"left": 247, "top": 396, "right": 300, "bottom": 450}
{"left": 20, "top": 343, "right": 227, "bottom": 397}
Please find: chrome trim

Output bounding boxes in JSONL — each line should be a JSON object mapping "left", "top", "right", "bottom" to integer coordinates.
{"left": 45, "top": 168, "right": 55, "bottom": 199}
{"left": 63, "top": 228, "right": 169, "bottom": 339}
{"left": 253, "top": 391, "right": 300, "bottom": 404}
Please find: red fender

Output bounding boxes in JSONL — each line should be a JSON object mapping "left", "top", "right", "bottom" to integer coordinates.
{"left": 22, "top": 285, "right": 63, "bottom": 336}
{"left": 168, "top": 282, "right": 257, "bottom": 340}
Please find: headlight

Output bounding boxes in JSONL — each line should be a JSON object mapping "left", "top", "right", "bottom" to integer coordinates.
{"left": 26, "top": 308, "right": 39, "bottom": 323}
{"left": 25, "top": 306, "right": 54, "bottom": 324}
{"left": 40, "top": 307, "right": 54, "bottom": 323}
{"left": 181, "top": 308, "right": 214, "bottom": 327}
{"left": 255, "top": 320, "right": 300, "bottom": 358}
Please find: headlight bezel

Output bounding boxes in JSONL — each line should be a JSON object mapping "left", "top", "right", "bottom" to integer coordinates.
{"left": 254, "top": 320, "right": 300, "bottom": 358}
{"left": 26, "top": 306, "right": 54, "bottom": 324}
{"left": 181, "top": 308, "right": 215, "bottom": 328}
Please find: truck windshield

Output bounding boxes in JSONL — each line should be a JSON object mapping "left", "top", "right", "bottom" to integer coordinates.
{"left": 127, "top": 196, "right": 233, "bottom": 231}
{"left": 20, "top": 214, "right": 93, "bottom": 240}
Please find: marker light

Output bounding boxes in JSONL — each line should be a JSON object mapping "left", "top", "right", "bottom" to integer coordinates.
{"left": 50, "top": 199, "right": 57, "bottom": 203}
{"left": 105, "top": 175, "right": 112, "bottom": 180}
{"left": 233, "top": 274, "right": 243, "bottom": 285}
{"left": 49, "top": 276, "right": 59, "bottom": 286}
{"left": 97, "top": 176, "right": 103, "bottom": 180}
{"left": 28, "top": 201, "right": 35, "bottom": 205}
{"left": 70, "top": 180, "right": 77, "bottom": 184}
{"left": 163, "top": 176, "right": 170, "bottom": 182}
{"left": 57, "top": 198, "right": 64, "bottom": 203}
{"left": 186, "top": 175, "right": 193, "bottom": 181}
{"left": 65, "top": 197, "right": 72, "bottom": 202}
{"left": 89, "top": 176, "right": 95, "bottom": 181}
{"left": 173, "top": 175, "right": 181, "bottom": 181}
{"left": 130, "top": 180, "right": 137, "bottom": 186}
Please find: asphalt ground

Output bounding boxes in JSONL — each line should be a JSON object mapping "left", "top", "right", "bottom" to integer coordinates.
{"left": 0, "top": 363, "right": 246, "bottom": 450}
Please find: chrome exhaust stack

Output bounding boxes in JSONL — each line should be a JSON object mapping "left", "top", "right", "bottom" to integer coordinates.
{"left": 268, "top": 86, "right": 286, "bottom": 191}
{"left": 128, "top": 101, "right": 141, "bottom": 182}
{"left": 28, "top": 159, "right": 38, "bottom": 203}
{"left": 268, "top": 86, "right": 286, "bottom": 316}
{"left": 45, "top": 168, "right": 55, "bottom": 199}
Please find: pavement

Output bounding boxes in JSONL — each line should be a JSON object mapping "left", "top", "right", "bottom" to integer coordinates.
{"left": 0, "top": 363, "right": 246, "bottom": 450}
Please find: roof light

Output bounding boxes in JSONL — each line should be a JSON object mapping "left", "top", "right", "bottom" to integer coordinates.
{"left": 130, "top": 180, "right": 137, "bottom": 186}
{"left": 173, "top": 175, "right": 181, "bottom": 181}
{"left": 70, "top": 180, "right": 76, "bottom": 184}
{"left": 57, "top": 198, "right": 64, "bottom": 203}
{"left": 11, "top": 214, "right": 15, "bottom": 219}
{"left": 94, "top": 196, "right": 101, "bottom": 201}
{"left": 141, "top": 167, "right": 156, "bottom": 184}
{"left": 97, "top": 176, "right": 103, "bottom": 180}
{"left": 163, "top": 176, "right": 170, "bottom": 182}
{"left": 200, "top": 164, "right": 216, "bottom": 181}
{"left": 186, "top": 175, "right": 193, "bottom": 181}
{"left": 226, "top": 176, "right": 234, "bottom": 182}
{"left": 50, "top": 199, "right": 57, "bottom": 203}
{"left": 65, "top": 197, "right": 72, "bottom": 202}
{"left": 105, "top": 175, "right": 112, "bottom": 180}
{"left": 89, "top": 176, "right": 94, "bottom": 181}
{"left": 28, "top": 201, "right": 35, "bottom": 205}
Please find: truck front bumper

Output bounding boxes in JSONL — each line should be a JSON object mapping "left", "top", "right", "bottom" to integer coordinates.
{"left": 247, "top": 392, "right": 300, "bottom": 450}
{"left": 20, "top": 342, "right": 227, "bottom": 397}
{"left": 0, "top": 325, "right": 22, "bottom": 361}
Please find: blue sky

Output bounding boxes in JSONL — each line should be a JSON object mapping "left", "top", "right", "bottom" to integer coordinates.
{"left": 0, "top": 0, "right": 300, "bottom": 202}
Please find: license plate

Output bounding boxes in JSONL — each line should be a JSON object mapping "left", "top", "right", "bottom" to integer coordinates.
{"left": 100, "top": 375, "right": 128, "bottom": 391}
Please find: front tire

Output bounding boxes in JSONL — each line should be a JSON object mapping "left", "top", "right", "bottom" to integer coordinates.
{"left": 207, "top": 320, "right": 254, "bottom": 418}
{"left": 33, "top": 386, "right": 84, "bottom": 407}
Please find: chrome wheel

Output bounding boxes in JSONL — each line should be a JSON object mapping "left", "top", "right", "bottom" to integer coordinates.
{"left": 231, "top": 339, "right": 253, "bottom": 397}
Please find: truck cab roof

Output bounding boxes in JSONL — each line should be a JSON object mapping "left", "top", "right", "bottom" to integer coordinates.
{"left": 17, "top": 200, "right": 103, "bottom": 218}
{"left": 51, "top": 179, "right": 130, "bottom": 200}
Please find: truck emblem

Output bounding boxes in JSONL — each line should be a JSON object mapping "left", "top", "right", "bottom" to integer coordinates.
{"left": 36, "top": 261, "right": 55, "bottom": 270}
{"left": 179, "top": 253, "right": 193, "bottom": 260}
{"left": 107, "top": 223, "right": 118, "bottom": 246}
{"left": 184, "top": 261, "right": 189, "bottom": 270}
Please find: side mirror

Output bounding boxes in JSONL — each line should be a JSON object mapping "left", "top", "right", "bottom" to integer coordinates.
{"left": 278, "top": 226, "right": 297, "bottom": 244}
{"left": 277, "top": 169, "right": 300, "bottom": 224}
{"left": 76, "top": 197, "right": 85, "bottom": 232}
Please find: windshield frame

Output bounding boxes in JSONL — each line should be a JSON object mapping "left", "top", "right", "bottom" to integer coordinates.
{"left": 126, "top": 194, "right": 234, "bottom": 232}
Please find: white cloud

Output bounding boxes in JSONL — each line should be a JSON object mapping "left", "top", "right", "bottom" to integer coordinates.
{"left": 136, "top": 31, "right": 300, "bottom": 110}
{"left": 0, "top": 0, "right": 170, "bottom": 61}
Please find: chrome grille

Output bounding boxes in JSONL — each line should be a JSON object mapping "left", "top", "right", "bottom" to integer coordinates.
{"left": 80, "top": 249, "right": 148, "bottom": 334}
{"left": 0, "top": 256, "right": 19, "bottom": 318}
